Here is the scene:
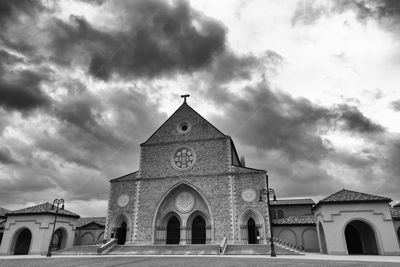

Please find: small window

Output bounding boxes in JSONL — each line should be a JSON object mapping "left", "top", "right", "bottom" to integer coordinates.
{"left": 270, "top": 210, "right": 276, "bottom": 219}
{"left": 177, "top": 121, "right": 191, "bottom": 134}
{"left": 278, "top": 210, "right": 284, "bottom": 219}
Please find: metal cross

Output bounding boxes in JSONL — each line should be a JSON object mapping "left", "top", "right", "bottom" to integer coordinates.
{"left": 181, "top": 94, "right": 190, "bottom": 103}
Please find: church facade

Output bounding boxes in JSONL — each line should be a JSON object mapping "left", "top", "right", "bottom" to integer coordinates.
{"left": 104, "top": 100, "right": 270, "bottom": 246}
{"left": 1, "top": 98, "right": 400, "bottom": 256}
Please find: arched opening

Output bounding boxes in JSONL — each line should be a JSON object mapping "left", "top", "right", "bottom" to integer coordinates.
{"left": 277, "top": 210, "right": 284, "bottom": 219}
{"left": 247, "top": 218, "right": 257, "bottom": 244}
{"left": 302, "top": 228, "right": 319, "bottom": 252}
{"left": 12, "top": 228, "right": 32, "bottom": 255}
{"left": 345, "top": 220, "right": 378, "bottom": 255}
{"left": 80, "top": 232, "right": 94, "bottom": 245}
{"left": 52, "top": 229, "right": 64, "bottom": 250}
{"left": 191, "top": 216, "right": 206, "bottom": 244}
{"left": 397, "top": 227, "right": 400, "bottom": 245}
{"left": 270, "top": 210, "right": 276, "bottom": 219}
{"left": 116, "top": 221, "right": 127, "bottom": 245}
{"left": 318, "top": 222, "right": 327, "bottom": 254}
{"left": 166, "top": 216, "right": 180, "bottom": 244}
{"left": 239, "top": 209, "right": 264, "bottom": 244}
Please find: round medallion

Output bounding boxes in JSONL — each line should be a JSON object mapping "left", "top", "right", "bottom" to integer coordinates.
{"left": 241, "top": 189, "right": 257, "bottom": 203}
{"left": 117, "top": 194, "right": 130, "bottom": 207}
{"left": 175, "top": 191, "right": 196, "bottom": 213}
{"left": 171, "top": 147, "right": 196, "bottom": 171}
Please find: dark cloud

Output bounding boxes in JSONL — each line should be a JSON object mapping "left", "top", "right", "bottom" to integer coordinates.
{"left": 0, "top": 0, "right": 44, "bottom": 27}
{"left": 333, "top": 104, "right": 385, "bottom": 133}
{"left": 0, "top": 69, "right": 50, "bottom": 112}
{"left": 208, "top": 83, "right": 384, "bottom": 163}
{"left": 48, "top": 0, "right": 226, "bottom": 80}
{"left": 390, "top": 99, "right": 400, "bottom": 111}
{"left": 0, "top": 147, "right": 17, "bottom": 164}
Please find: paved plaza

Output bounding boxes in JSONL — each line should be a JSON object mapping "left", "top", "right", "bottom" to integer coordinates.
{"left": 0, "top": 255, "right": 399, "bottom": 267}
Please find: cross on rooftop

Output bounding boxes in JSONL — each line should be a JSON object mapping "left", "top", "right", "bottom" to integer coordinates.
{"left": 181, "top": 94, "right": 190, "bottom": 103}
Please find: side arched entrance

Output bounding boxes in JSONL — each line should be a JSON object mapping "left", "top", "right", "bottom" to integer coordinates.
{"left": 238, "top": 209, "right": 265, "bottom": 244}
{"left": 345, "top": 220, "right": 379, "bottom": 255}
{"left": 110, "top": 214, "right": 131, "bottom": 245}
{"left": 11, "top": 228, "right": 32, "bottom": 255}
{"left": 52, "top": 228, "right": 67, "bottom": 250}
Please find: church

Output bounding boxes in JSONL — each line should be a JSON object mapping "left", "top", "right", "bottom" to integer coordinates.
{"left": 0, "top": 97, "right": 400, "bottom": 256}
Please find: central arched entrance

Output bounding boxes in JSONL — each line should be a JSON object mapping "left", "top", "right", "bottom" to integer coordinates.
{"left": 166, "top": 216, "right": 180, "bottom": 244}
{"left": 247, "top": 218, "right": 257, "bottom": 244}
{"left": 116, "top": 221, "right": 127, "bottom": 245}
{"left": 13, "top": 228, "right": 32, "bottom": 255}
{"left": 345, "top": 220, "right": 379, "bottom": 255}
{"left": 192, "top": 216, "right": 206, "bottom": 244}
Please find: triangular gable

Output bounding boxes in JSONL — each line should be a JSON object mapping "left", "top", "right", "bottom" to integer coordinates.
{"left": 110, "top": 171, "right": 139, "bottom": 182}
{"left": 313, "top": 189, "right": 391, "bottom": 210}
{"left": 142, "top": 103, "right": 226, "bottom": 145}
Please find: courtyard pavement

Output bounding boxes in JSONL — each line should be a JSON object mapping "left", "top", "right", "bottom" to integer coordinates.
{"left": 0, "top": 254, "right": 399, "bottom": 267}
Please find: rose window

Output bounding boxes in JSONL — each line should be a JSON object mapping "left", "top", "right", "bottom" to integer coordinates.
{"left": 171, "top": 147, "right": 196, "bottom": 171}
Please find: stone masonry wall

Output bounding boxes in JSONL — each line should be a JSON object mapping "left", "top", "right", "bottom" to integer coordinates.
{"left": 234, "top": 173, "right": 269, "bottom": 243}
{"left": 105, "top": 181, "right": 137, "bottom": 240}
{"left": 140, "top": 138, "right": 229, "bottom": 178}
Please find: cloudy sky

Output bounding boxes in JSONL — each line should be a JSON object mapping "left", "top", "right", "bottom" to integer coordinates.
{"left": 1, "top": 0, "right": 400, "bottom": 216}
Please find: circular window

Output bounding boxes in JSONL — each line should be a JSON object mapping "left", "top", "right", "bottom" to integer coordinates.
{"left": 171, "top": 147, "right": 196, "bottom": 171}
{"left": 177, "top": 121, "right": 191, "bottom": 134}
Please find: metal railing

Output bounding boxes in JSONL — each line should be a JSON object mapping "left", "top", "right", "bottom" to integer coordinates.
{"left": 97, "top": 238, "right": 117, "bottom": 254}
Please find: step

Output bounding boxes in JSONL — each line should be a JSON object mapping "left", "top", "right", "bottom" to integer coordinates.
{"left": 54, "top": 245, "right": 99, "bottom": 255}
{"left": 107, "top": 244, "right": 219, "bottom": 255}
{"left": 224, "top": 244, "right": 301, "bottom": 255}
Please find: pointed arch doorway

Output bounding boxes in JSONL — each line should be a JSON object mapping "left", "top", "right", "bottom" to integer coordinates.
{"left": 116, "top": 221, "right": 127, "bottom": 245}
{"left": 192, "top": 216, "right": 206, "bottom": 244}
{"left": 166, "top": 216, "right": 180, "bottom": 244}
{"left": 247, "top": 218, "right": 257, "bottom": 244}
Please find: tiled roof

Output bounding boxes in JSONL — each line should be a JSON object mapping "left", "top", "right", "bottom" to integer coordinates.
{"left": 111, "top": 171, "right": 139, "bottom": 182}
{"left": 77, "top": 217, "right": 106, "bottom": 228}
{"left": 271, "top": 198, "right": 315, "bottom": 206}
{"left": 7, "top": 202, "right": 79, "bottom": 218}
{"left": 390, "top": 208, "right": 400, "bottom": 220}
{"left": 0, "top": 207, "right": 10, "bottom": 217}
{"left": 272, "top": 215, "right": 316, "bottom": 225}
{"left": 313, "top": 189, "right": 391, "bottom": 209}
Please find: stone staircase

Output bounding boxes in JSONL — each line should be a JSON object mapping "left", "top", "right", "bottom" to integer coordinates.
{"left": 107, "top": 244, "right": 220, "bottom": 255}
{"left": 54, "top": 245, "right": 99, "bottom": 255}
{"left": 224, "top": 244, "right": 301, "bottom": 255}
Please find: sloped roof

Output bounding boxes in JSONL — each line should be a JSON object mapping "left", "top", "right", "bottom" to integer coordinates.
{"left": 271, "top": 198, "right": 315, "bottom": 206}
{"left": 272, "top": 215, "right": 315, "bottom": 225}
{"left": 313, "top": 189, "right": 391, "bottom": 209}
{"left": 0, "top": 207, "right": 10, "bottom": 217}
{"left": 390, "top": 208, "right": 400, "bottom": 220}
{"left": 393, "top": 202, "right": 400, "bottom": 208}
{"left": 7, "top": 202, "right": 79, "bottom": 218}
{"left": 77, "top": 217, "right": 106, "bottom": 228}
{"left": 110, "top": 171, "right": 139, "bottom": 182}
{"left": 230, "top": 165, "right": 266, "bottom": 174}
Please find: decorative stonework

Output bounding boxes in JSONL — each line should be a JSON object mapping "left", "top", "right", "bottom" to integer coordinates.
{"left": 241, "top": 188, "right": 257, "bottom": 203}
{"left": 171, "top": 147, "right": 196, "bottom": 171}
{"left": 175, "top": 191, "right": 196, "bottom": 213}
{"left": 117, "top": 194, "right": 130, "bottom": 208}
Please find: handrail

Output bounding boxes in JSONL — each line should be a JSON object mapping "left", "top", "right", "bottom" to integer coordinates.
{"left": 219, "top": 236, "right": 228, "bottom": 255}
{"left": 97, "top": 238, "right": 117, "bottom": 254}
